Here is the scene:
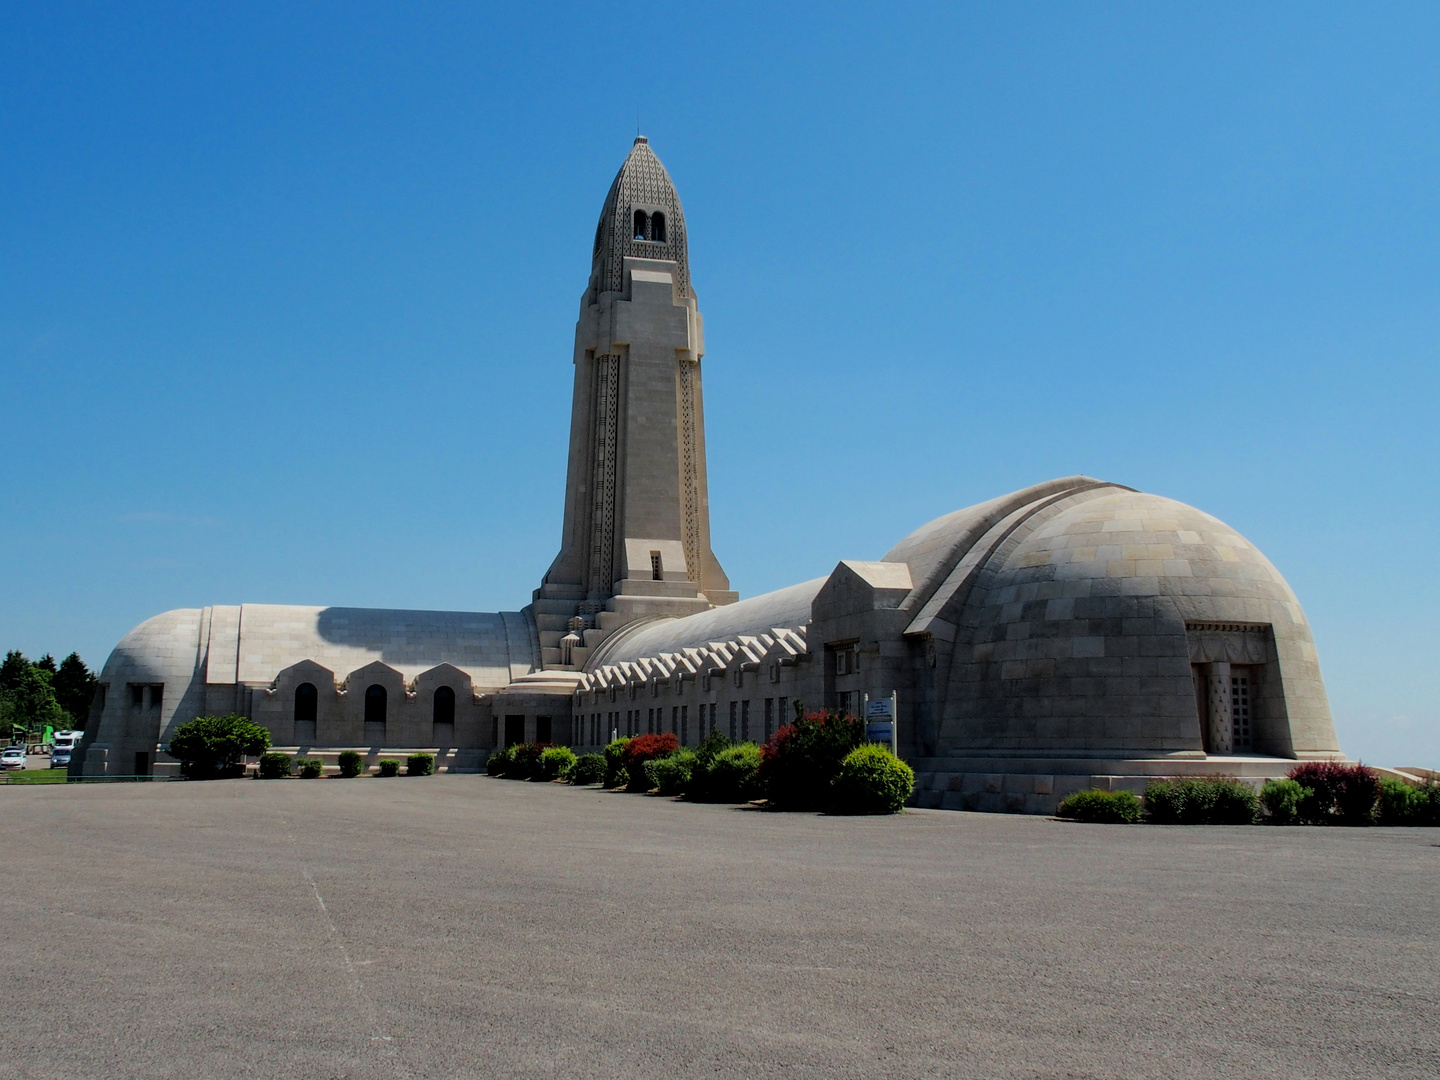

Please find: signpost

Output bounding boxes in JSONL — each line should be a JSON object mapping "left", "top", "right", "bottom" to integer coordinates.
{"left": 862, "top": 692, "right": 899, "bottom": 756}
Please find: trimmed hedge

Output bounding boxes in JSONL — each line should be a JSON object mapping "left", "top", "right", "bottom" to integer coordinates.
{"left": 830, "top": 744, "right": 913, "bottom": 814}
{"left": 602, "top": 738, "right": 632, "bottom": 788}
{"left": 337, "top": 750, "right": 364, "bottom": 778}
{"left": 539, "top": 746, "right": 576, "bottom": 781}
{"left": 1260, "top": 779, "right": 1310, "bottom": 824}
{"left": 406, "top": 753, "right": 435, "bottom": 777}
{"left": 258, "top": 752, "right": 292, "bottom": 779}
{"left": 760, "top": 710, "right": 865, "bottom": 810}
{"left": 623, "top": 732, "right": 679, "bottom": 791}
{"left": 567, "top": 752, "right": 606, "bottom": 786}
{"left": 376, "top": 758, "right": 400, "bottom": 777}
{"left": 296, "top": 757, "right": 324, "bottom": 779}
{"left": 1144, "top": 777, "right": 1259, "bottom": 825}
{"left": 646, "top": 749, "right": 697, "bottom": 796}
{"left": 1057, "top": 789, "right": 1143, "bottom": 824}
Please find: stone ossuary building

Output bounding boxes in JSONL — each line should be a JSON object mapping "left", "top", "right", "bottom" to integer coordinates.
{"left": 76, "top": 136, "right": 1344, "bottom": 810}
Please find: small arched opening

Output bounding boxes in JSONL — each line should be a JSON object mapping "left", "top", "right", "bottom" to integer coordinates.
{"left": 295, "top": 682, "right": 318, "bottom": 741}
{"left": 364, "top": 684, "right": 387, "bottom": 738}
{"left": 633, "top": 209, "right": 649, "bottom": 240}
{"left": 433, "top": 685, "right": 455, "bottom": 726}
{"left": 651, "top": 212, "right": 666, "bottom": 243}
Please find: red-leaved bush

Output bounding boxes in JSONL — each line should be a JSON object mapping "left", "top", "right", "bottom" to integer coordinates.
{"left": 1288, "top": 761, "right": 1379, "bottom": 825}
{"left": 760, "top": 710, "right": 865, "bottom": 810}
{"left": 622, "top": 732, "right": 679, "bottom": 790}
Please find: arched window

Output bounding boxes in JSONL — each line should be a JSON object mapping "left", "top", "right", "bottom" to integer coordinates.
{"left": 294, "top": 683, "right": 317, "bottom": 726}
{"left": 364, "top": 684, "right": 387, "bottom": 727}
{"left": 633, "top": 209, "right": 648, "bottom": 240}
{"left": 433, "top": 685, "right": 455, "bottom": 726}
{"left": 651, "top": 212, "right": 666, "bottom": 243}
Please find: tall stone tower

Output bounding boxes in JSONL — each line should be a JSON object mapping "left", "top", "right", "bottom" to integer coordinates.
{"left": 533, "top": 136, "right": 737, "bottom": 671}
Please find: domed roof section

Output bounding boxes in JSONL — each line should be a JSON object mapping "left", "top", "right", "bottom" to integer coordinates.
{"left": 932, "top": 487, "right": 1337, "bottom": 759}
{"left": 592, "top": 136, "right": 690, "bottom": 298}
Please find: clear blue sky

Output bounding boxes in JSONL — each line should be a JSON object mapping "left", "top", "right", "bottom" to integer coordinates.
{"left": 2, "top": 3, "right": 1436, "bottom": 766}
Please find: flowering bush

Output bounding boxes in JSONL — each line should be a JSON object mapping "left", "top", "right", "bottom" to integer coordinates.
{"left": 622, "top": 732, "right": 679, "bottom": 791}
{"left": 508, "top": 742, "right": 550, "bottom": 781}
{"left": 759, "top": 710, "right": 865, "bottom": 810}
{"left": 1288, "top": 762, "right": 1379, "bottom": 825}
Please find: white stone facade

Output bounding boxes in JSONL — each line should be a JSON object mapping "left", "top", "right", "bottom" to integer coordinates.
{"left": 75, "top": 138, "right": 1342, "bottom": 809}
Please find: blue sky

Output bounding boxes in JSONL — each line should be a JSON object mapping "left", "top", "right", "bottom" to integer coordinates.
{"left": 2, "top": 2, "right": 1436, "bottom": 766}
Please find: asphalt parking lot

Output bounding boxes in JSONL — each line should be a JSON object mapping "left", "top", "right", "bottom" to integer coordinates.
{"left": 1, "top": 776, "right": 1436, "bottom": 1080}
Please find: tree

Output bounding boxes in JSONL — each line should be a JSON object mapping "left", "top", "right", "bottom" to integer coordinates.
{"left": 166, "top": 714, "right": 271, "bottom": 779}
{"left": 52, "top": 653, "right": 98, "bottom": 729}
{"left": 0, "top": 651, "right": 30, "bottom": 700}
{"left": 0, "top": 661, "right": 67, "bottom": 741}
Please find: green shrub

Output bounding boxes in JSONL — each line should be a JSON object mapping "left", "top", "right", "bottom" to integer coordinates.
{"left": 602, "top": 738, "right": 632, "bottom": 788}
{"left": 759, "top": 710, "right": 865, "bottom": 810}
{"left": 167, "top": 714, "right": 271, "bottom": 779}
{"left": 376, "top": 758, "right": 400, "bottom": 777}
{"left": 567, "top": 752, "right": 606, "bottom": 786}
{"left": 257, "top": 752, "right": 292, "bottom": 779}
{"left": 1260, "top": 778, "right": 1310, "bottom": 824}
{"left": 1144, "top": 777, "right": 1259, "bottom": 825}
{"left": 295, "top": 757, "right": 324, "bottom": 779}
{"left": 1377, "top": 777, "right": 1440, "bottom": 826}
{"left": 485, "top": 745, "right": 514, "bottom": 776}
{"left": 1056, "top": 789, "right": 1143, "bottom": 824}
{"left": 337, "top": 750, "right": 364, "bottom": 778}
{"left": 406, "top": 753, "right": 435, "bottom": 777}
{"left": 705, "top": 743, "right": 764, "bottom": 802}
{"left": 646, "top": 749, "right": 697, "bottom": 796}
{"left": 829, "top": 744, "right": 914, "bottom": 814}
{"left": 539, "top": 746, "right": 577, "bottom": 781}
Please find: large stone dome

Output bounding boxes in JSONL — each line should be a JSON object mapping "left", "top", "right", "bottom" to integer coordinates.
{"left": 896, "top": 482, "right": 1337, "bottom": 760}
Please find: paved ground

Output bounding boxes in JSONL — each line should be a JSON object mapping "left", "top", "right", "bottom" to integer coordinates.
{"left": 1, "top": 777, "right": 1436, "bottom": 1080}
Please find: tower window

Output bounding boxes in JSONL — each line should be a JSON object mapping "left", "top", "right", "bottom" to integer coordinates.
{"left": 433, "top": 685, "right": 455, "bottom": 726}
{"left": 633, "top": 209, "right": 649, "bottom": 240}
{"left": 650, "top": 551, "right": 662, "bottom": 580}
{"left": 651, "top": 212, "right": 666, "bottom": 242}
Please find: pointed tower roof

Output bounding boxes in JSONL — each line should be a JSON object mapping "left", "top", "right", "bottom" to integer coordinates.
{"left": 592, "top": 136, "right": 690, "bottom": 298}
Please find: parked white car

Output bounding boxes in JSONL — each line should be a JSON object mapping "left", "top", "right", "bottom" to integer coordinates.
{"left": 0, "top": 746, "right": 27, "bottom": 770}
